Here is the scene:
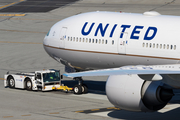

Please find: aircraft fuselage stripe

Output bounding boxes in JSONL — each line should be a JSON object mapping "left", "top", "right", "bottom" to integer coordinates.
{"left": 44, "top": 45, "right": 180, "bottom": 61}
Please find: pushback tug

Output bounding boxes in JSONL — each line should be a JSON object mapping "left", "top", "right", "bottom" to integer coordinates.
{"left": 4, "top": 69, "right": 72, "bottom": 92}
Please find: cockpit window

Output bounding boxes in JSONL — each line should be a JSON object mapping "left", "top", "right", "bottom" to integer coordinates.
{"left": 47, "top": 30, "right": 50, "bottom": 36}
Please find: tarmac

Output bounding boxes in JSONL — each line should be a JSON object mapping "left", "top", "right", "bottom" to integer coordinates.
{"left": 0, "top": 0, "right": 180, "bottom": 119}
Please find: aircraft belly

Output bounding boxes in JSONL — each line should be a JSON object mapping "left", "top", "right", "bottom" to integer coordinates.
{"left": 44, "top": 45, "right": 177, "bottom": 70}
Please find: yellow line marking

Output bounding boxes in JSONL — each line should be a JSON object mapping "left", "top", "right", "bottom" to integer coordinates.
{"left": 0, "top": 78, "right": 4, "bottom": 80}
{"left": 75, "top": 111, "right": 84, "bottom": 113}
{"left": 49, "top": 112, "right": 59, "bottom": 114}
{"left": 107, "top": 107, "right": 116, "bottom": 109}
{"left": 3, "top": 116, "right": 13, "bottom": 118}
{"left": 0, "top": 0, "right": 25, "bottom": 9}
{"left": 0, "top": 41, "right": 42, "bottom": 44}
{"left": 114, "top": 108, "right": 121, "bottom": 110}
{"left": 21, "top": 114, "right": 31, "bottom": 116}
{"left": 0, "top": 29, "right": 46, "bottom": 34}
{"left": 91, "top": 109, "right": 100, "bottom": 111}
{"left": 0, "top": 18, "right": 59, "bottom": 21}
{"left": 0, "top": 14, "right": 26, "bottom": 16}
{"left": 75, "top": 107, "right": 121, "bottom": 113}
{"left": 107, "top": 107, "right": 120, "bottom": 110}
{"left": 9, "top": 18, "right": 59, "bottom": 21}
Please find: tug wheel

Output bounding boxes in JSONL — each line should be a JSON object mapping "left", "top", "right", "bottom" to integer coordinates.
{"left": 8, "top": 77, "right": 15, "bottom": 88}
{"left": 26, "top": 79, "right": 32, "bottom": 91}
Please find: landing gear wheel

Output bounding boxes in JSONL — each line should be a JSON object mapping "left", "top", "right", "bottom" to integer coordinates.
{"left": 82, "top": 84, "right": 88, "bottom": 94}
{"left": 26, "top": 79, "right": 32, "bottom": 91}
{"left": 8, "top": 77, "right": 15, "bottom": 88}
{"left": 73, "top": 85, "right": 82, "bottom": 94}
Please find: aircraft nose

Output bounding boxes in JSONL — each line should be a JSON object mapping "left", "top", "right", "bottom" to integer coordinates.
{"left": 43, "top": 35, "right": 52, "bottom": 57}
{"left": 43, "top": 29, "right": 51, "bottom": 45}
{"left": 43, "top": 35, "right": 48, "bottom": 45}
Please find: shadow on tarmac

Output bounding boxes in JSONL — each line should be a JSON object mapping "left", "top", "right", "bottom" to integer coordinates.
{"left": 60, "top": 79, "right": 180, "bottom": 120}
{"left": 61, "top": 80, "right": 106, "bottom": 95}
{"left": 108, "top": 107, "right": 180, "bottom": 120}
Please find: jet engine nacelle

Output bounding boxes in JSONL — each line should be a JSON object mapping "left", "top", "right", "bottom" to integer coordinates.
{"left": 106, "top": 74, "right": 173, "bottom": 112}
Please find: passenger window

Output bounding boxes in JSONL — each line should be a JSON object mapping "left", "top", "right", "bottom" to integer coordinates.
{"left": 68, "top": 37, "right": 70, "bottom": 41}
{"left": 174, "top": 45, "right": 176, "bottom": 50}
{"left": 83, "top": 38, "right": 85, "bottom": 42}
{"left": 99, "top": 39, "right": 101, "bottom": 44}
{"left": 167, "top": 44, "right": 169, "bottom": 49}
{"left": 79, "top": 38, "right": 81, "bottom": 42}
{"left": 102, "top": 39, "right": 104, "bottom": 44}
{"left": 112, "top": 40, "right": 114, "bottom": 45}
{"left": 106, "top": 40, "right": 108, "bottom": 44}
{"left": 160, "top": 44, "right": 162, "bottom": 49}
{"left": 149, "top": 43, "right": 152, "bottom": 48}
{"left": 146, "top": 43, "right": 148, "bottom": 47}
{"left": 96, "top": 39, "right": 98, "bottom": 43}
{"left": 163, "top": 44, "right": 166, "bottom": 49}
{"left": 171, "top": 45, "right": 173, "bottom": 49}
{"left": 89, "top": 38, "right": 91, "bottom": 43}
{"left": 156, "top": 44, "right": 158, "bottom": 48}
{"left": 76, "top": 37, "right": 78, "bottom": 42}
{"left": 92, "top": 39, "right": 94, "bottom": 43}
{"left": 153, "top": 43, "right": 155, "bottom": 48}
{"left": 142, "top": 43, "right": 145, "bottom": 47}
{"left": 73, "top": 37, "right": 75, "bottom": 41}
{"left": 71, "top": 37, "right": 72, "bottom": 41}
{"left": 86, "top": 38, "right": 88, "bottom": 43}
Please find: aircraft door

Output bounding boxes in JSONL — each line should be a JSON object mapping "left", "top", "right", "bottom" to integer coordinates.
{"left": 59, "top": 27, "right": 67, "bottom": 48}
{"left": 118, "top": 32, "right": 128, "bottom": 54}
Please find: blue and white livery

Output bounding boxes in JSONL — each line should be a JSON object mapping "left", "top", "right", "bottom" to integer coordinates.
{"left": 43, "top": 11, "right": 180, "bottom": 112}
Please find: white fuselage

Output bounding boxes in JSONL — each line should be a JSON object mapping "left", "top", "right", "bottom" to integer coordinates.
{"left": 43, "top": 11, "right": 180, "bottom": 70}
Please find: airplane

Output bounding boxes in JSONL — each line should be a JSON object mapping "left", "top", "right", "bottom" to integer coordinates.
{"left": 43, "top": 11, "right": 180, "bottom": 112}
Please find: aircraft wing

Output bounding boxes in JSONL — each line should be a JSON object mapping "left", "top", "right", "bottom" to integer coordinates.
{"left": 63, "top": 65, "right": 180, "bottom": 79}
